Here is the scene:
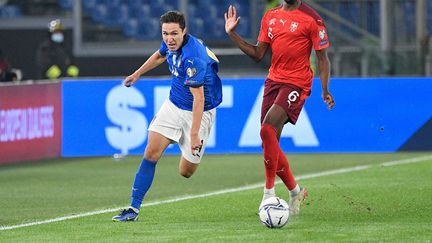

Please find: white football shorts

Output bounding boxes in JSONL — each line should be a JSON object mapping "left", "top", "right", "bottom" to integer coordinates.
{"left": 148, "top": 99, "right": 215, "bottom": 164}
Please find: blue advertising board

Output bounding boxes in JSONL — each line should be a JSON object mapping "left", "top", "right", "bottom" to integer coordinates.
{"left": 62, "top": 77, "right": 432, "bottom": 156}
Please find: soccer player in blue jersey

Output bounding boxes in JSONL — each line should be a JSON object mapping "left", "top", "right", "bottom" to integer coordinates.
{"left": 112, "top": 11, "right": 222, "bottom": 222}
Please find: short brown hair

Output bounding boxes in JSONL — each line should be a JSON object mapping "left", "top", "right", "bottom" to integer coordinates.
{"left": 160, "top": 11, "right": 186, "bottom": 30}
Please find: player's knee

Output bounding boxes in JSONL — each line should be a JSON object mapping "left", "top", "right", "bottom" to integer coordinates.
{"left": 144, "top": 153, "right": 159, "bottom": 162}
{"left": 179, "top": 169, "right": 193, "bottom": 178}
{"left": 179, "top": 157, "right": 198, "bottom": 178}
{"left": 144, "top": 146, "right": 162, "bottom": 161}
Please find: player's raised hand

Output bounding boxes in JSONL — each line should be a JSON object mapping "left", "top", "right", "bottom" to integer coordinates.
{"left": 224, "top": 5, "right": 240, "bottom": 34}
{"left": 123, "top": 72, "right": 140, "bottom": 87}
{"left": 322, "top": 91, "right": 335, "bottom": 110}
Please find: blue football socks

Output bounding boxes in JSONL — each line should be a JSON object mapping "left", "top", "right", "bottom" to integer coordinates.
{"left": 130, "top": 158, "right": 157, "bottom": 210}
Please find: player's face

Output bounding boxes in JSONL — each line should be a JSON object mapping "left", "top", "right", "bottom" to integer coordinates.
{"left": 162, "top": 23, "right": 186, "bottom": 51}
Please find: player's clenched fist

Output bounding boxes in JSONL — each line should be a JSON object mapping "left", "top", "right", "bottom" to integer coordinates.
{"left": 123, "top": 72, "right": 140, "bottom": 87}
{"left": 191, "top": 136, "right": 203, "bottom": 156}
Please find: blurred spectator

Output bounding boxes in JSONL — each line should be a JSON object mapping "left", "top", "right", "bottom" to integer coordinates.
{"left": 266, "top": 0, "right": 282, "bottom": 11}
{"left": 35, "top": 19, "right": 79, "bottom": 80}
{"left": 0, "top": 48, "right": 22, "bottom": 82}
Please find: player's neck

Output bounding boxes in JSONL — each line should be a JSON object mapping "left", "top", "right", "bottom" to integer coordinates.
{"left": 179, "top": 33, "right": 189, "bottom": 50}
{"left": 283, "top": 0, "right": 301, "bottom": 11}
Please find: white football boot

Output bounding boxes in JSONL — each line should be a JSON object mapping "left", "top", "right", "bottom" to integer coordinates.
{"left": 288, "top": 187, "right": 308, "bottom": 215}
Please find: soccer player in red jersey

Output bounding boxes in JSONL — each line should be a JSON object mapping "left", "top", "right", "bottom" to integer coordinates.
{"left": 224, "top": 0, "right": 335, "bottom": 215}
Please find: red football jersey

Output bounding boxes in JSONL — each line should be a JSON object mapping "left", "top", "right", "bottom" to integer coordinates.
{"left": 258, "top": 2, "right": 329, "bottom": 96}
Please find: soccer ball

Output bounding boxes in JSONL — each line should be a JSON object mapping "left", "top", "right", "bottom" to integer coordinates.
{"left": 258, "top": 197, "right": 290, "bottom": 228}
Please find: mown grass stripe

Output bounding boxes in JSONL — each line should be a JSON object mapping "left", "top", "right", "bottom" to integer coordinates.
{"left": 1, "top": 155, "right": 431, "bottom": 231}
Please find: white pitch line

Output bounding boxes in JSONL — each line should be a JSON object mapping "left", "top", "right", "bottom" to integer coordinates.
{"left": 1, "top": 155, "right": 431, "bottom": 231}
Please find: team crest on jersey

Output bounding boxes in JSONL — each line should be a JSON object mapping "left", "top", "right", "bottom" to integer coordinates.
{"left": 186, "top": 67, "right": 197, "bottom": 78}
{"left": 319, "top": 29, "right": 326, "bottom": 40}
{"left": 290, "top": 22, "right": 299, "bottom": 32}
{"left": 318, "top": 29, "right": 328, "bottom": 46}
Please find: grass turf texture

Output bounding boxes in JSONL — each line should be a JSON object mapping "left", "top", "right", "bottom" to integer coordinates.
{"left": 0, "top": 153, "right": 431, "bottom": 242}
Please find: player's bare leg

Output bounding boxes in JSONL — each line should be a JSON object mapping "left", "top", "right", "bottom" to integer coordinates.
{"left": 144, "top": 131, "right": 172, "bottom": 161}
{"left": 179, "top": 157, "right": 199, "bottom": 178}
{"left": 113, "top": 131, "right": 171, "bottom": 222}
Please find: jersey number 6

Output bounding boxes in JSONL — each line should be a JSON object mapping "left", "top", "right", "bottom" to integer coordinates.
{"left": 287, "top": 91, "right": 299, "bottom": 107}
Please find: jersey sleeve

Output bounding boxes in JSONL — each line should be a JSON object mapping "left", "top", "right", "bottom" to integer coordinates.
{"left": 257, "top": 12, "right": 271, "bottom": 43}
{"left": 309, "top": 18, "right": 330, "bottom": 50}
{"left": 183, "top": 57, "right": 206, "bottom": 88}
{"left": 159, "top": 41, "right": 168, "bottom": 56}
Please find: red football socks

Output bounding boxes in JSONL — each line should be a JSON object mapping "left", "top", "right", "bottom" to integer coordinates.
{"left": 260, "top": 123, "right": 297, "bottom": 191}
{"left": 276, "top": 147, "right": 297, "bottom": 190}
{"left": 260, "top": 124, "right": 279, "bottom": 189}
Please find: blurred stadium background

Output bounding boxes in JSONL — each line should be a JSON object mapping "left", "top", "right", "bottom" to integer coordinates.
{"left": 0, "top": 1, "right": 431, "bottom": 240}
{"left": 0, "top": 0, "right": 431, "bottom": 78}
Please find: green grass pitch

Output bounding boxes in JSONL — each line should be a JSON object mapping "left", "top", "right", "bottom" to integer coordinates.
{"left": 0, "top": 153, "right": 431, "bottom": 242}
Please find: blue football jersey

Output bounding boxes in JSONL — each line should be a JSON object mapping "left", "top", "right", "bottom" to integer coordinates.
{"left": 159, "top": 34, "right": 222, "bottom": 111}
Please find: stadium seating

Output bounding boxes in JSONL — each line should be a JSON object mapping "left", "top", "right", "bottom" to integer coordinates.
{"left": 429, "top": 0, "right": 432, "bottom": 34}
{"left": 338, "top": 2, "right": 361, "bottom": 38}
{"left": 58, "top": 0, "right": 73, "bottom": 10}
{"left": 188, "top": 16, "right": 204, "bottom": 37}
{"left": 91, "top": 3, "right": 107, "bottom": 24}
{"left": 401, "top": 1, "right": 416, "bottom": 37}
{"left": 0, "top": 5, "right": 22, "bottom": 18}
{"left": 150, "top": 0, "right": 175, "bottom": 18}
{"left": 136, "top": 17, "right": 160, "bottom": 40}
{"left": 105, "top": 4, "right": 128, "bottom": 27}
{"left": 82, "top": 0, "right": 98, "bottom": 14}
{"left": 366, "top": 1, "right": 379, "bottom": 35}
{"left": 127, "top": 3, "right": 148, "bottom": 19}
{"left": 186, "top": 0, "right": 251, "bottom": 39}
{"left": 123, "top": 18, "right": 139, "bottom": 38}
{"left": 1, "top": 0, "right": 430, "bottom": 42}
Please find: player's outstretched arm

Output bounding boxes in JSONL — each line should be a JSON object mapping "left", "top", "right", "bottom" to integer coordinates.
{"left": 189, "top": 86, "right": 204, "bottom": 156}
{"left": 123, "top": 50, "right": 166, "bottom": 87}
{"left": 224, "top": 5, "right": 269, "bottom": 62}
{"left": 316, "top": 48, "right": 335, "bottom": 109}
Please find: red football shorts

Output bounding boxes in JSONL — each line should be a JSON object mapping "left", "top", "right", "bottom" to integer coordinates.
{"left": 261, "top": 78, "right": 306, "bottom": 125}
